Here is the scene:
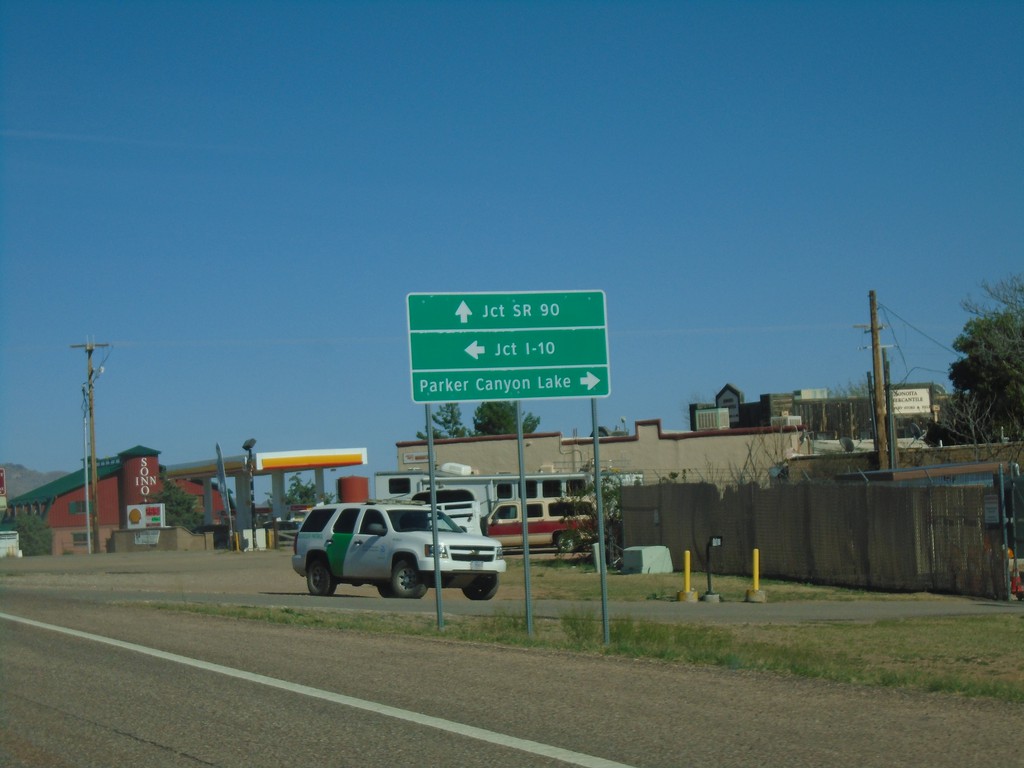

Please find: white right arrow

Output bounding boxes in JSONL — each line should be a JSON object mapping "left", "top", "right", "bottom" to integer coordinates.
{"left": 465, "top": 341, "right": 486, "bottom": 360}
{"left": 580, "top": 371, "right": 601, "bottom": 390}
{"left": 455, "top": 301, "right": 472, "bottom": 324}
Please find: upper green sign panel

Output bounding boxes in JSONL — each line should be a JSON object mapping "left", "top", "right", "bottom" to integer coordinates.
{"left": 407, "top": 291, "right": 610, "bottom": 403}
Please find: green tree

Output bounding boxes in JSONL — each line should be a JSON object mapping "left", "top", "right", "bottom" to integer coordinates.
{"left": 283, "top": 474, "right": 335, "bottom": 505}
{"left": 286, "top": 475, "right": 317, "bottom": 505}
{"left": 557, "top": 474, "right": 624, "bottom": 567}
{"left": 14, "top": 513, "right": 52, "bottom": 556}
{"left": 935, "top": 274, "right": 1024, "bottom": 446}
{"left": 472, "top": 402, "right": 540, "bottom": 435}
{"left": 417, "top": 403, "right": 471, "bottom": 440}
{"left": 263, "top": 474, "right": 334, "bottom": 509}
{"left": 154, "top": 475, "right": 203, "bottom": 530}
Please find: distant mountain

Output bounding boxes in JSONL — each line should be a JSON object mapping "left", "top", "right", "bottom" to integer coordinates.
{"left": 1, "top": 463, "right": 71, "bottom": 499}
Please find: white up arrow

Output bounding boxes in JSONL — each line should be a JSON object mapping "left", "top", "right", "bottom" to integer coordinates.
{"left": 455, "top": 301, "right": 472, "bottom": 324}
{"left": 465, "top": 341, "right": 486, "bottom": 360}
{"left": 580, "top": 371, "right": 601, "bottom": 390}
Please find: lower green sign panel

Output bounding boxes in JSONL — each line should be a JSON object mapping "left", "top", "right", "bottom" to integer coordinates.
{"left": 412, "top": 365, "right": 610, "bottom": 402}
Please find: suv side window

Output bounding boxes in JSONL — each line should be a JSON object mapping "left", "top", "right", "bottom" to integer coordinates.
{"left": 301, "top": 508, "right": 335, "bottom": 533}
{"left": 333, "top": 508, "right": 360, "bottom": 534}
{"left": 360, "top": 508, "right": 387, "bottom": 534}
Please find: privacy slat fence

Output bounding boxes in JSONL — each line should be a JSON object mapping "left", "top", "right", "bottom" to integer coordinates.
{"left": 621, "top": 482, "right": 1006, "bottom": 599}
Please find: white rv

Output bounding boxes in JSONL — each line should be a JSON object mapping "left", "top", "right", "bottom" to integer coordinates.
{"left": 374, "top": 464, "right": 594, "bottom": 545}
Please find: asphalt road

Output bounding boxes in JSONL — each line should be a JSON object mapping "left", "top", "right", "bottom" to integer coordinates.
{"left": 1, "top": 550, "right": 1022, "bottom": 767}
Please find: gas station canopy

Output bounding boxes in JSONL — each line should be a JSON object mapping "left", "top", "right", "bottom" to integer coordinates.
{"left": 163, "top": 448, "right": 368, "bottom": 528}
{"left": 164, "top": 448, "right": 367, "bottom": 480}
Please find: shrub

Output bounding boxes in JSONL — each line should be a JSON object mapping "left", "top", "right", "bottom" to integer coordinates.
{"left": 15, "top": 514, "right": 52, "bottom": 556}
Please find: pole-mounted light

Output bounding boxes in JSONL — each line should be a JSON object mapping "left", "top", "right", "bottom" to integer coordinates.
{"left": 243, "top": 439, "right": 257, "bottom": 549}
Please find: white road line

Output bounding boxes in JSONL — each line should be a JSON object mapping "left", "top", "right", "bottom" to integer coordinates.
{"left": 1, "top": 611, "right": 635, "bottom": 768}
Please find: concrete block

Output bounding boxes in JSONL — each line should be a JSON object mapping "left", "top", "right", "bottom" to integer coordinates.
{"left": 621, "top": 545, "right": 674, "bottom": 574}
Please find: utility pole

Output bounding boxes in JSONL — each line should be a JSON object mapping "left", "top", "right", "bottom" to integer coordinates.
{"left": 71, "top": 339, "right": 109, "bottom": 551}
{"left": 884, "top": 347, "right": 897, "bottom": 470}
{"left": 868, "top": 292, "right": 890, "bottom": 470}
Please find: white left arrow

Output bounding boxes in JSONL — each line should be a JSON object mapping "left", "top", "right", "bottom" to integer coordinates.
{"left": 465, "top": 341, "right": 486, "bottom": 360}
{"left": 455, "top": 301, "right": 472, "bottom": 324}
{"left": 580, "top": 371, "right": 601, "bottom": 390}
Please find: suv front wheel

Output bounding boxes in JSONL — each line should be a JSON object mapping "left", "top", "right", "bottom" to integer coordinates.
{"left": 390, "top": 558, "right": 427, "bottom": 599}
{"left": 462, "top": 574, "right": 499, "bottom": 601}
{"left": 306, "top": 557, "right": 338, "bottom": 596}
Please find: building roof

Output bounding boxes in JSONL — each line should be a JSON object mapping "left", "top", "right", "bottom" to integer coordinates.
{"left": 118, "top": 445, "right": 161, "bottom": 458}
{"left": 8, "top": 446, "right": 165, "bottom": 506}
{"left": 8, "top": 462, "right": 121, "bottom": 505}
{"left": 835, "top": 461, "right": 1005, "bottom": 487}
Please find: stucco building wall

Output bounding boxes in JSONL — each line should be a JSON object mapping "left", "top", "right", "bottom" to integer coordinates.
{"left": 395, "top": 419, "right": 802, "bottom": 485}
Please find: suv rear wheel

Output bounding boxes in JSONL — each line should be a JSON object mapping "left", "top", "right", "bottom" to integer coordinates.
{"left": 306, "top": 557, "right": 338, "bottom": 596}
{"left": 390, "top": 558, "right": 427, "bottom": 599}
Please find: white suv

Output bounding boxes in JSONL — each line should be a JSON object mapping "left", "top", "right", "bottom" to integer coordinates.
{"left": 291, "top": 502, "right": 506, "bottom": 600}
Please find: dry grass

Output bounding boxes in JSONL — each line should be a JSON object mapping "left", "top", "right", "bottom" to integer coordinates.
{"left": 150, "top": 558, "right": 1024, "bottom": 703}
{"left": 504, "top": 557, "right": 945, "bottom": 603}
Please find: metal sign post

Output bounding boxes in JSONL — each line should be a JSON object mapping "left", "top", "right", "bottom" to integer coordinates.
{"left": 591, "top": 397, "right": 610, "bottom": 644}
{"left": 516, "top": 402, "right": 534, "bottom": 636}
{"left": 425, "top": 404, "right": 444, "bottom": 630}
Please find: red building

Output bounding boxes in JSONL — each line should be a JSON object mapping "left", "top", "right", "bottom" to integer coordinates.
{"left": 3, "top": 446, "right": 227, "bottom": 555}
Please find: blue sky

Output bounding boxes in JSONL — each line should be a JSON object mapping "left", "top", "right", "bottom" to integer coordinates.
{"left": 2, "top": 1, "right": 1021, "bottom": 489}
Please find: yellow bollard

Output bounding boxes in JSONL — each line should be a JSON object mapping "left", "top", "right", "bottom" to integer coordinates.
{"left": 678, "top": 549, "right": 698, "bottom": 602}
{"left": 745, "top": 547, "right": 767, "bottom": 602}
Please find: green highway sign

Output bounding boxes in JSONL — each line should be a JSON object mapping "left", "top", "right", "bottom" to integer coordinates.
{"left": 408, "top": 291, "right": 610, "bottom": 403}
{"left": 408, "top": 291, "right": 606, "bottom": 331}
{"left": 411, "top": 328, "right": 607, "bottom": 370}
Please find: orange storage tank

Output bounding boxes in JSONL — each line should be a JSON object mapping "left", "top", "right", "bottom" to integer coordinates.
{"left": 337, "top": 475, "right": 369, "bottom": 502}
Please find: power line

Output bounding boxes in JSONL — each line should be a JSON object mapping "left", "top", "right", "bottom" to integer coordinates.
{"left": 878, "top": 303, "right": 957, "bottom": 356}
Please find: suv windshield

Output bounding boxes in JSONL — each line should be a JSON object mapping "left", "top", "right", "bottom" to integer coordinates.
{"left": 387, "top": 508, "right": 463, "bottom": 533}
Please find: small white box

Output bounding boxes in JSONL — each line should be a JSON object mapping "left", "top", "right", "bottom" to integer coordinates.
{"left": 621, "top": 545, "right": 674, "bottom": 574}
